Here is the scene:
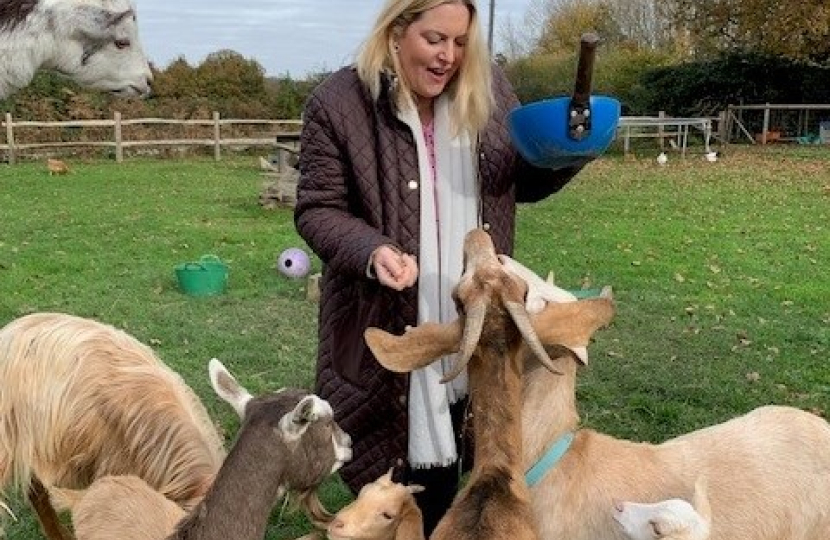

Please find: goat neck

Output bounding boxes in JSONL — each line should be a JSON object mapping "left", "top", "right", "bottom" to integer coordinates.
{"left": 172, "top": 423, "right": 286, "bottom": 540}
{"left": 520, "top": 297, "right": 615, "bottom": 476}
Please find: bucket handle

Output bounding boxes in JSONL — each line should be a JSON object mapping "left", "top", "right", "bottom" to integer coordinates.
{"left": 181, "top": 262, "right": 209, "bottom": 271}
{"left": 568, "top": 32, "right": 600, "bottom": 141}
{"left": 199, "top": 254, "right": 224, "bottom": 264}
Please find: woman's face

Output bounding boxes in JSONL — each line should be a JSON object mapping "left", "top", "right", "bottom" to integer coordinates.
{"left": 396, "top": 3, "right": 470, "bottom": 107}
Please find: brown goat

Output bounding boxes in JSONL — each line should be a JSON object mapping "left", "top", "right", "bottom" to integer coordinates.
{"left": 47, "top": 358, "right": 353, "bottom": 540}
{"left": 168, "top": 358, "right": 353, "bottom": 540}
{"left": 0, "top": 312, "right": 226, "bottom": 540}
{"left": 365, "top": 229, "right": 614, "bottom": 540}
{"left": 327, "top": 469, "right": 425, "bottom": 540}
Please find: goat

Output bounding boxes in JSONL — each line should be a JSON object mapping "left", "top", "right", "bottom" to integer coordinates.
{"left": 168, "top": 357, "right": 353, "bottom": 540}
{"left": 0, "top": 0, "right": 152, "bottom": 99}
{"left": 0, "top": 312, "right": 226, "bottom": 540}
{"left": 500, "top": 258, "right": 830, "bottom": 539}
{"left": 47, "top": 158, "right": 69, "bottom": 175}
{"left": 50, "top": 475, "right": 187, "bottom": 540}
{"left": 612, "top": 477, "right": 711, "bottom": 540}
{"left": 327, "top": 469, "right": 425, "bottom": 540}
{"left": 46, "top": 358, "right": 352, "bottom": 540}
{"left": 365, "top": 228, "right": 614, "bottom": 540}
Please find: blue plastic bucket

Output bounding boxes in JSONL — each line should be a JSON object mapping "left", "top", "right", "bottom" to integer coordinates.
{"left": 508, "top": 95, "right": 621, "bottom": 169}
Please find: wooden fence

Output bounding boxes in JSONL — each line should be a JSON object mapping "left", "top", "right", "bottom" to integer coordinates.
{"left": 724, "top": 104, "right": 830, "bottom": 145}
{"left": 0, "top": 112, "right": 302, "bottom": 165}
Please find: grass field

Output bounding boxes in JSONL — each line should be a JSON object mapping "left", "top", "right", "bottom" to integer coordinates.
{"left": 1, "top": 146, "right": 828, "bottom": 539}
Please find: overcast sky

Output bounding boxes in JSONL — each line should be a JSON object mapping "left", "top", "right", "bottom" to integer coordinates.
{"left": 136, "top": 0, "right": 536, "bottom": 77}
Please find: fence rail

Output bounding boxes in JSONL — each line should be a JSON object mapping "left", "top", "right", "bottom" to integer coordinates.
{"left": 1, "top": 112, "right": 302, "bottom": 164}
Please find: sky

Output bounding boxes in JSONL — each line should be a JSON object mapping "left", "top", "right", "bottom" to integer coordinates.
{"left": 136, "top": 0, "right": 537, "bottom": 78}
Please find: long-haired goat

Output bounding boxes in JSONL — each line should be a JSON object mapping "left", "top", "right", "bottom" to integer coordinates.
{"left": 365, "top": 229, "right": 614, "bottom": 540}
{"left": 327, "top": 469, "right": 425, "bottom": 540}
{"left": 488, "top": 257, "right": 830, "bottom": 540}
{"left": 0, "top": 0, "right": 152, "bottom": 98}
{"left": 47, "top": 358, "right": 352, "bottom": 540}
{"left": 0, "top": 312, "right": 226, "bottom": 540}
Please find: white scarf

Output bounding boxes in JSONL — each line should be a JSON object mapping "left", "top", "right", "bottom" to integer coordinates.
{"left": 398, "top": 95, "right": 479, "bottom": 468}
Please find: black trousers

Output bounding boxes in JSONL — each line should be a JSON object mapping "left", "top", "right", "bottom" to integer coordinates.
{"left": 399, "top": 399, "right": 471, "bottom": 536}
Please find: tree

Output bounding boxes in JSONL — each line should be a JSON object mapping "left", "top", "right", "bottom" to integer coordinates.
{"left": 671, "top": 0, "right": 830, "bottom": 62}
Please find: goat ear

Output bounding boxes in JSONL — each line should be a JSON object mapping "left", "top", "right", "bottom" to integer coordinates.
{"left": 281, "top": 395, "right": 324, "bottom": 438}
{"left": 531, "top": 298, "right": 615, "bottom": 363}
{"left": 364, "top": 321, "right": 462, "bottom": 373}
{"left": 67, "top": 5, "right": 133, "bottom": 40}
{"left": 208, "top": 358, "right": 253, "bottom": 419}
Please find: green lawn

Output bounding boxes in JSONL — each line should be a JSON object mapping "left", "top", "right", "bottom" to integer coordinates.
{"left": 1, "top": 146, "right": 828, "bottom": 539}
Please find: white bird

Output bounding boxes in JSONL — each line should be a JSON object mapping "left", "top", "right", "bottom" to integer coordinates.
{"left": 705, "top": 151, "right": 719, "bottom": 162}
{"left": 656, "top": 152, "right": 668, "bottom": 165}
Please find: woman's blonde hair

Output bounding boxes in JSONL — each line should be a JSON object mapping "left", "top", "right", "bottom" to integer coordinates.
{"left": 356, "top": 0, "right": 494, "bottom": 137}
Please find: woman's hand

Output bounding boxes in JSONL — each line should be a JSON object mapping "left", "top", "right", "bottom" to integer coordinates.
{"left": 372, "top": 245, "right": 418, "bottom": 290}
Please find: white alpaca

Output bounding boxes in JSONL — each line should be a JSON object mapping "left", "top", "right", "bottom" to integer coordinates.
{"left": 0, "top": 0, "right": 152, "bottom": 98}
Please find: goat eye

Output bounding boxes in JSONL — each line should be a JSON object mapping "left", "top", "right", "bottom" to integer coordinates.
{"left": 114, "top": 39, "right": 131, "bottom": 50}
{"left": 381, "top": 512, "right": 394, "bottom": 521}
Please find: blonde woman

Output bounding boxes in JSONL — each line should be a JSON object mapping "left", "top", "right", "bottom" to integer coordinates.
{"left": 294, "top": 0, "right": 592, "bottom": 533}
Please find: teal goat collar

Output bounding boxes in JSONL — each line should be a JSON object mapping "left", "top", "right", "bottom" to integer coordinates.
{"left": 525, "top": 432, "right": 575, "bottom": 487}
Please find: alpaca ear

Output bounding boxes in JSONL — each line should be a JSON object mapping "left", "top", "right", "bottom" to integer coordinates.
{"left": 209, "top": 358, "right": 253, "bottom": 419}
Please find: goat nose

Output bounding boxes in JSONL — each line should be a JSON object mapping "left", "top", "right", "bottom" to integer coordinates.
{"left": 330, "top": 518, "right": 344, "bottom": 530}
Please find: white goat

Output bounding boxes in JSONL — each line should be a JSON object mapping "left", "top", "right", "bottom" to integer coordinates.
{"left": 327, "top": 469, "right": 425, "bottom": 540}
{"left": 613, "top": 477, "right": 711, "bottom": 540}
{"left": 501, "top": 260, "right": 830, "bottom": 540}
{"left": 0, "top": 0, "right": 152, "bottom": 98}
{"left": 48, "top": 358, "right": 353, "bottom": 540}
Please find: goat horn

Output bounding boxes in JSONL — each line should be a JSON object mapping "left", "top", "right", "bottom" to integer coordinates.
{"left": 440, "top": 299, "right": 486, "bottom": 383}
{"left": 504, "top": 299, "right": 563, "bottom": 375}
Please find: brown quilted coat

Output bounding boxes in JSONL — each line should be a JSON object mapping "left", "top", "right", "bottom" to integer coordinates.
{"left": 294, "top": 66, "right": 586, "bottom": 493}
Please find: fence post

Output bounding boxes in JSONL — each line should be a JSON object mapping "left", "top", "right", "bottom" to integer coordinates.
{"left": 719, "top": 110, "right": 729, "bottom": 146}
{"left": 761, "top": 103, "right": 770, "bottom": 145}
{"left": 5, "top": 112, "right": 15, "bottom": 165}
{"left": 658, "top": 110, "right": 665, "bottom": 150}
{"left": 114, "top": 111, "right": 123, "bottom": 163}
{"left": 213, "top": 111, "right": 221, "bottom": 161}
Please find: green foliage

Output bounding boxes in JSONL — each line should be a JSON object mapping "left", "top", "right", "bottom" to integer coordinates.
{"left": 1, "top": 50, "right": 322, "bottom": 121}
{"left": 1, "top": 148, "right": 828, "bottom": 539}
{"left": 504, "top": 46, "right": 674, "bottom": 114}
{"left": 640, "top": 52, "right": 830, "bottom": 117}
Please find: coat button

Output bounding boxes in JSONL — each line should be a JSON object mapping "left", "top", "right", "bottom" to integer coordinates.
{"left": 398, "top": 394, "right": 407, "bottom": 405}
{"left": 396, "top": 458, "right": 405, "bottom": 467}
{"left": 408, "top": 180, "right": 418, "bottom": 190}
{"left": 482, "top": 222, "right": 491, "bottom": 231}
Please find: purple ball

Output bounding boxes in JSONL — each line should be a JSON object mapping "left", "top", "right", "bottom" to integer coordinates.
{"left": 277, "top": 248, "right": 311, "bottom": 279}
